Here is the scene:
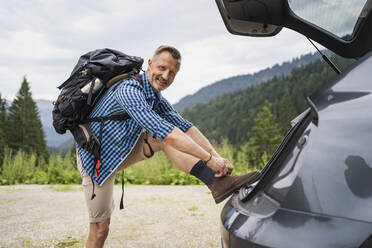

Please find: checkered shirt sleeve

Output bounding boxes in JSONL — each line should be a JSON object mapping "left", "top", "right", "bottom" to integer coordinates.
{"left": 114, "top": 78, "right": 175, "bottom": 141}
{"left": 158, "top": 98, "right": 193, "bottom": 132}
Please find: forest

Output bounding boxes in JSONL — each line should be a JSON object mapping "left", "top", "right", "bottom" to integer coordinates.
{"left": 182, "top": 55, "right": 355, "bottom": 146}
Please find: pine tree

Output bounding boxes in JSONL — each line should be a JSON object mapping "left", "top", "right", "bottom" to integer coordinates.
{"left": 278, "top": 88, "right": 297, "bottom": 135}
{"left": 0, "top": 93, "right": 7, "bottom": 166}
{"left": 242, "top": 101, "right": 283, "bottom": 169}
{"left": 6, "top": 77, "right": 49, "bottom": 161}
{"left": 68, "top": 142, "right": 77, "bottom": 167}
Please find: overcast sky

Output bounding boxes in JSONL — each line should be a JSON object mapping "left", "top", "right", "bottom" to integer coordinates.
{"left": 0, "top": 0, "right": 318, "bottom": 104}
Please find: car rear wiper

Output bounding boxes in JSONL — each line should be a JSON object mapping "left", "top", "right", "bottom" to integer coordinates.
{"left": 307, "top": 37, "right": 341, "bottom": 75}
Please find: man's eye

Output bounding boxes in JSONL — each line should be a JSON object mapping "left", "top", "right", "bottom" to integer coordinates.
{"left": 159, "top": 66, "right": 165, "bottom": 70}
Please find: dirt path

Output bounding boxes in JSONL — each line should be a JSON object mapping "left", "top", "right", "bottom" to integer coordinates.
{"left": 0, "top": 185, "right": 225, "bottom": 248}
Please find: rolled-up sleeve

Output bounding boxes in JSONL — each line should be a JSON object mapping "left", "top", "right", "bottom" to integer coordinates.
{"left": 114, "top": 79, "right": 174, "bottom": 141}
{"left": 158, "top": 98, "right": 193, "bottom": 132}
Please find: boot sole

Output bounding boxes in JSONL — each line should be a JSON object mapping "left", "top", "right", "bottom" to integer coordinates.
{"left": 214, "top": 172, "right": 260, "bottom": 204}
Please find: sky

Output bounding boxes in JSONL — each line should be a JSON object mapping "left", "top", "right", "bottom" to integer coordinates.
{"left": 0, "top": 0, "right": 318, "bottom": 104}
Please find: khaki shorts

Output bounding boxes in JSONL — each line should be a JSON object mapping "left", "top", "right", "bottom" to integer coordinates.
{"left": 76, "top": 132, "right": 148, "bottom": 223}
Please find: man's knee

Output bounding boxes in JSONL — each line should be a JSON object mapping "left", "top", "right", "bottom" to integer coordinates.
{"left": 96, "top": 222, "right": 109, "bottom": 240}
{"left": 91, "top": 219, "right": 110, "bottom": 241}
{"left": 144, "top": 133, "right": 164, "bottom": 154}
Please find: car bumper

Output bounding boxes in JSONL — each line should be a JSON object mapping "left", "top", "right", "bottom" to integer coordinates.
{"left": 220, "top": 195, "right": 372, "bottom": 248}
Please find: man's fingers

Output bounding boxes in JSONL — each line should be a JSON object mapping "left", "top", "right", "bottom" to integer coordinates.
{"left": 219, "top": 164, "right": 229, "bottom": 177}
{"left": 209, "top": 157, "right": 232, "bottom": 177}
{"left": 222, "top": 159, "right": 233, "bottom": 175}
{"left": 215, "top": 171, "right": 224, "bottom": 177}
{"left": 214, "top": 165, "right": 228, "bottom": 178}
{"left": 226, "top": 160, "right": 234, "bottom": 168}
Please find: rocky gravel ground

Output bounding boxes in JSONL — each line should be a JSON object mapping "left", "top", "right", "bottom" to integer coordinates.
{"left": 0, "top": 185, "right": 226, "bottom": 248}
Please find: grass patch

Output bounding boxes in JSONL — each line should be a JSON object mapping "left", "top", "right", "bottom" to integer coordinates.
{"left": 0, "top": 197, "right": 25, "bottom": 205}
{"left": 49, "top": 185, "right": 81, "bottom": 192}
{"left": 5, "top": 188, "right": 26, "bottom": 194}
{"left": 56, "top": 237, "right": 79, "bottom": 248}
{"left": 188, "top": 206, "right": 198, "bottom": 211}
{"left": 0, "top": 140, "right": 258, "bottom": 186}
{"left": 21, "top": 237, "right": 33, "bottom": 247}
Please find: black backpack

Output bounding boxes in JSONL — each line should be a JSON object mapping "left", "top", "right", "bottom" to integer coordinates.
{"left": 52, "top": 48, "right": 143, "bottom": 174}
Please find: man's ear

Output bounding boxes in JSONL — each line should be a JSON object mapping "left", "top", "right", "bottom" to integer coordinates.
{"left": 148, "top": 59, "right": 152, "bottom": 68}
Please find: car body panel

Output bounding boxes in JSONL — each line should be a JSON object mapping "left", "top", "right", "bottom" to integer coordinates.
{"left": 220, "top": 54, "right": 372, "bottom": 247}
{"left": 221, "top": 199, "right": 372, "bottom": 248}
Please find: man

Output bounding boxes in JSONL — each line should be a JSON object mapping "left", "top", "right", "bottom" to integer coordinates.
{"left": 76, "top": 45, "right": 259, "bottom": 247}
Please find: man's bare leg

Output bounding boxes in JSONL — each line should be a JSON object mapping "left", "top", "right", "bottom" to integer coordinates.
{"left": 143, "top": 133, "right": 199, "bottom": 173}
{"left": 86, "top": 218, "right": 110, "bottom": 248}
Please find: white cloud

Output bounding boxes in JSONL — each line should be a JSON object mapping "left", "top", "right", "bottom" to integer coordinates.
{"left": 162, "top": 29, "right": 315, "bottom": 103}
{"left": 0, "top": 0, "right": 315, "bottom": 103}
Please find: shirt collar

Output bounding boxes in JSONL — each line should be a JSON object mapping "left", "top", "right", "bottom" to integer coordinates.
{"left": 142, "top": 72, "right": 162, "bottom": 101}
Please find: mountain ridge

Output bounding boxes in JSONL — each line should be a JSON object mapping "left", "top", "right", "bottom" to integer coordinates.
{"left": 173, "top": 51, "right": 330, "bottom": 112}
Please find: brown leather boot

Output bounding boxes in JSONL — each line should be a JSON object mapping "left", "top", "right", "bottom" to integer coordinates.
{"left": 207, "top": 171, "right": 260, "bottom": 204}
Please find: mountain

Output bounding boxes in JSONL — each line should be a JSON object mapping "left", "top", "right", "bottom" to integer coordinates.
{"left": 35, "top": 99, "right": 53, "bottom": 128}
{"left": 5, "top": 98, "right": 71, "bottom": 150}
{"left": 43, "top": 125, "right": 73, "bottom": 148}
{"left": 34, "top": 99, "right": 73, "bottom": 148}
{"left": 181, "top": 55, "right": 355, "bottom": 146}
{"left": 173, "top": 51, "right": 332, "bottom": 112}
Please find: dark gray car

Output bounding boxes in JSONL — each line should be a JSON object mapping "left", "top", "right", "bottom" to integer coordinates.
{"left": 215, "top": 1, "right": 372, "bottom": 247}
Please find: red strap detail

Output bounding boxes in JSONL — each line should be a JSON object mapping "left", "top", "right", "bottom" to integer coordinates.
{"left": 94, "top": 160, "right": 101, "bottom": 178}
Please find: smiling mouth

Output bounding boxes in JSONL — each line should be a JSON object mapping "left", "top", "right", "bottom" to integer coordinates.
{"left": 157, "top": 80, "right": 168, "bottom": 86}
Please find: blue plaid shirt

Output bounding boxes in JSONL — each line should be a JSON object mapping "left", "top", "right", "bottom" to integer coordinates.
{"left": 77, "top": 73, "right": 193, "bottom": 185}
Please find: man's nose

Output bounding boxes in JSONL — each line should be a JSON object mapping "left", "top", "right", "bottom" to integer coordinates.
{"left": 162, "top": 70, "right": 169, "bottom": 81}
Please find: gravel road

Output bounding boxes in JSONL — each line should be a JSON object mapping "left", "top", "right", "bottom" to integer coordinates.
{"left": 0, "top": 185, "right": 226, "bottom": 248}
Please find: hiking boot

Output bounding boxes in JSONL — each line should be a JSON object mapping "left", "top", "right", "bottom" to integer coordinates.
{"left": 208, "top": 171, "right": 260, "bottom": 204}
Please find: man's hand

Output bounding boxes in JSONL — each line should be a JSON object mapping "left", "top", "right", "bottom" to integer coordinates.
{"left": 207, "top": 156, "right": 234, "bottom": 177}
{"left": 224, "top": 159, "right": 234, "bottom": 175}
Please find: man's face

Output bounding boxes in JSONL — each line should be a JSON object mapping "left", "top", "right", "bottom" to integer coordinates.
{"left": 147, "top": 51, "right": 180, "bottom": 92}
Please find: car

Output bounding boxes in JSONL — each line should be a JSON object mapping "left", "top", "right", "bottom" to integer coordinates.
{"left": 215, "top": 0, "right": 372, "bottom": 247}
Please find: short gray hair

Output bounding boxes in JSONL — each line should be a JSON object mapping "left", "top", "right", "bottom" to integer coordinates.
{"left": 153, "top": 45, "right": 181, "bottom": 64}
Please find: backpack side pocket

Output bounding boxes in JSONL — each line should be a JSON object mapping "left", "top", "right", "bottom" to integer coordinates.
{"left": 71, "top": 123, "right": 101, "bottom": 159}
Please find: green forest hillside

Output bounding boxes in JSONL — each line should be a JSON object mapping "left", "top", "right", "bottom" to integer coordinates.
{"left": 173, "top": 51, "right": 331, "bottom": 112}
{"left": 181, "top": 56, "right": 355, "bottom": 147}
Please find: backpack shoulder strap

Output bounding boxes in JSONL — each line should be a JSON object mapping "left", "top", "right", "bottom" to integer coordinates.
{"left": 110, "top": 73, "right": 143, "bottom": 92}
{"left": 106, "top": 73, "right": 131, "bottom": 88}
{"left": 133, "top": 74, "right": 143, "bottom": 86}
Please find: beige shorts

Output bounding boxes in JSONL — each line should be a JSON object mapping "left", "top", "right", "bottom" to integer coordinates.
{"left": 76, "top": 132, "right": 148, "bottom": 223}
